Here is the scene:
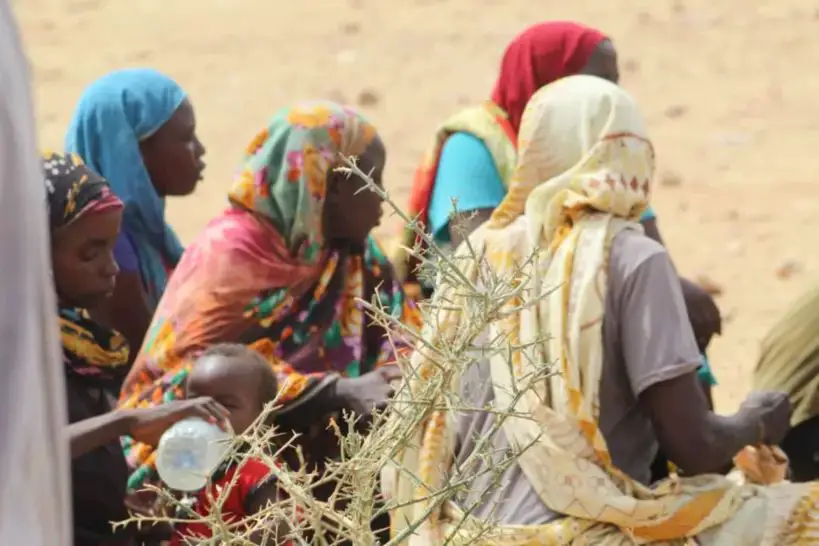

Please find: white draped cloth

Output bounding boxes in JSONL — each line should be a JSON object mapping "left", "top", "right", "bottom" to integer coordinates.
{"left": 0, "top": 2, "right": 71, "bottom": 544}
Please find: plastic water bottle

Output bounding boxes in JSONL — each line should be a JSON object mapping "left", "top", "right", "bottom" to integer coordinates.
{"left": 155, "top": 417, "right": 231, "bottom": 492}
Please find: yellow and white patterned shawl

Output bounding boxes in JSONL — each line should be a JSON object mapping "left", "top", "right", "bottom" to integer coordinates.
{"left": 386, "top": 75, "right": 819, "bottom": 546}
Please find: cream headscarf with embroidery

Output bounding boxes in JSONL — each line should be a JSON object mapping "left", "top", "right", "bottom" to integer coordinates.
{"left": 385, "top": 76, "right": 817, "bottom": 546}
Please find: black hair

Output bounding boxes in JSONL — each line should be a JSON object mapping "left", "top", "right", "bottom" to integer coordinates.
{"left": 196, "top": 343, "right": 278, "bottom": 406}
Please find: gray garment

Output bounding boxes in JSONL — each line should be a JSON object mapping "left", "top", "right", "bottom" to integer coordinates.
{"left": 452, "top": 229, "right": 702, "bottom": 525}
{"left": 0, "top": 3, "right": 71, "bottom": 544}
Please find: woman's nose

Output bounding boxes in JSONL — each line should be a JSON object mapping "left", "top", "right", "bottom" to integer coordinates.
{"left": 195, "top": 136, "right": 206, "bottom": 158}
{"left": 103, "top": 254, "right": 120, "bottom": 277}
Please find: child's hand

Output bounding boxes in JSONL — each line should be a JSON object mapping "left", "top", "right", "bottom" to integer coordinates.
{"left": 124, "top": 493, "right": 155, "bottom": 517}
{"left": 123, "top": 493, "right": 174, "bottom": 541}
{"left": 124, "top": 396, "right": 231, "bottom": 446}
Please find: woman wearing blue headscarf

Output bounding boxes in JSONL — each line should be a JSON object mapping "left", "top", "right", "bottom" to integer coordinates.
{"left": 66, "top": 68, "right": 206, "bottom": 360}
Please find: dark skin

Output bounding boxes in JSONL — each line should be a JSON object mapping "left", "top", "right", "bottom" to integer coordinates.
{"left": 140, "top": 99, "right": 207, "bottom": 198}
{"left": 642, "top": 372, "right": 791, "bottom": 475}
{"left": 52, "top": 209, "right": 229, "bottom": 459}
{"left": 91, "top": 98, "right": 207, "bottom": 362}
{"left": 52, "top": 210, "right": 121, "bottom": 309}
{"left": 321, "top": 137, "right": 404, "bottom": 417}
{"left": 579, "top": 38, "right": 620, "bottom": 84}
{"left": 186, "top": 352, "right": 277, "bottom": 436}
{"left": 186, "top": 353, "right": 290, "bottom": 545}
{"left": 324, "top": 137, "right": 386, "bottom": 244}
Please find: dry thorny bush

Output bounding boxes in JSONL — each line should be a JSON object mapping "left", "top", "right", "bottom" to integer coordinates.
{"left": 120, "top": 155, "right": 556, "bottom": 545}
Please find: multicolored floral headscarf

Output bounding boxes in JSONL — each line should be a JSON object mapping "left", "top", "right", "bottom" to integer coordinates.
{"left": 230, "top": 102, "right": 376, "bottom": 263}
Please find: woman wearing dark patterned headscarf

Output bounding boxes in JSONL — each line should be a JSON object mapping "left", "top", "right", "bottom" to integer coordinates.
{"left": 45, "top": 151, "right": 131, "bottom": 387}
{"left": 43, "top": 151, "right": 230, "bottom": 546}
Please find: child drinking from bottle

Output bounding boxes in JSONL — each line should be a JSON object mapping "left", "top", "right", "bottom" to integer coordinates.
{"left": 169, "top": 344, "right": 291, "bottom": 545}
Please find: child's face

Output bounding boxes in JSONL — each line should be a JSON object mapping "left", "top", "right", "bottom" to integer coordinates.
{"left": 186, "top": 356, "right": 264, "bottom": 435}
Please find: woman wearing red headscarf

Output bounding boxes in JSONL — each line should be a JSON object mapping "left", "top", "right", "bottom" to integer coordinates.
{"left": 397, "top": 22, "right": 620, "bottom": 293}
{"left": 396, "top": 21, "right": 722, "bottom": 423}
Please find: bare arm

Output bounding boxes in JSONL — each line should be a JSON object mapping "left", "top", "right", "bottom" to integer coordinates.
{"left": 701, "top": 380, "right": 715, "bottom": 411}
{"left": 641, "top": 373, "right": 756, "bottom": 474}
{"left": 449, "top": 208, "right": 494, "bottom": 249}
{"left": 91, "top": 271, "right": 153, "bottom": 362}
{"left": 69, "top": 398, "right": 230, "bottom": 459}
{"left": 68, "top": 409, "right": 132, "bottom": 458}
{"left": 617, "top": 246, "right": 736, "bottom": 474}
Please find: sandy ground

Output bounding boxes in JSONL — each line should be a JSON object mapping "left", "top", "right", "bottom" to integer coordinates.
{"left": 14, "top": 0, "right": 819, "bottom": 411}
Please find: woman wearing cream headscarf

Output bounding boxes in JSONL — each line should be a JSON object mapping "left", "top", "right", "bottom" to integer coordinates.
{"left": 387, "top": 75, "right": 819, "bottom": 545}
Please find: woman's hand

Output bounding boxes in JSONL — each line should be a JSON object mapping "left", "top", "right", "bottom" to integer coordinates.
{"left": 680, "top": 277, "right": 722, "bottom": 351}
{"left": 334, "top": 366, "right": 403, "bottom": 417}
{"left": 738, "top": 391, "right": 792, "bottom": 446}
{"left": 125, "top": 396, "right": 231, "bottom": 447}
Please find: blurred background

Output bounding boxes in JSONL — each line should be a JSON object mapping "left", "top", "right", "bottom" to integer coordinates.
{"left": 16, "top": 0, "right": 819, "bottom": 411}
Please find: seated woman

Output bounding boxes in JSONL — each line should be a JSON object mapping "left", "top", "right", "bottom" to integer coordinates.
{"left": 42, "top": 151, "right": 228, "bottom": 546}
{"left": 388, "top": 76, "right": 811, "bottom": 545}
{"left": 396, "top": 21, "right": 721, "bottom": 398}
{"left": 119, "top": 102, "right": 421, "bottom": 494}
{"left": 754, "top": 284, "right": 819, "bottom": 482}
{"left": 65, "top": 68, "right": 206, "bottom": 359}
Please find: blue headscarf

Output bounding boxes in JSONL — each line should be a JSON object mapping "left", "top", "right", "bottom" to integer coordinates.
{"left": 65, "top": 68, "right": 186, "bottom": 309}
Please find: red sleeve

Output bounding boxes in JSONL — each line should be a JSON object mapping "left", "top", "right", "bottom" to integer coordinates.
{"left": 238, "top": 458, "right": 277, "bottom": 512}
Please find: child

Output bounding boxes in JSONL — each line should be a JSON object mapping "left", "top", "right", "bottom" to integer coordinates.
{"left": 170, "top": 343, "right": 290, "bottom": 545}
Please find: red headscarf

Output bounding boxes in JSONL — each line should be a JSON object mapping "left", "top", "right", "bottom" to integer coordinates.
{"left": 491, "top": 21, "right": 608, "bottom": 134}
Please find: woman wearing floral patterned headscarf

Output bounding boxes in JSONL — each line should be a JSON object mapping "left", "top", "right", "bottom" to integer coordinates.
{"left": 119, "top": 102, "right": 421, "bottom": 490}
